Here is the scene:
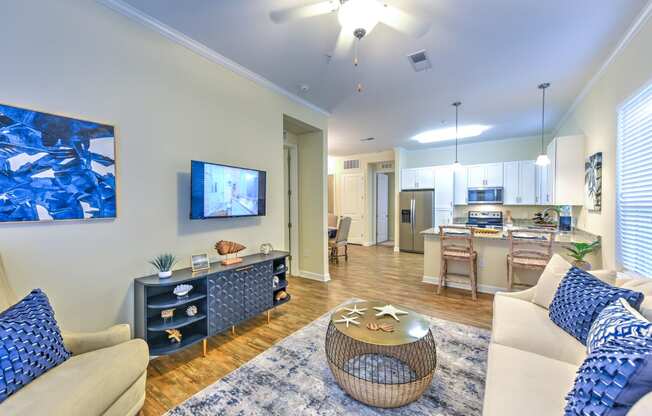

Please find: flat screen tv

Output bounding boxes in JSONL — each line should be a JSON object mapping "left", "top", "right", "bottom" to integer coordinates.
{"left": 190, "top": 160, "right": 266, "bottom": 219}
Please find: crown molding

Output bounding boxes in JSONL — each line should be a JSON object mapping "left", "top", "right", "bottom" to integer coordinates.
{"left": 97, "top": 0, "right": 331, "bottom": 117}
{"left": 554, "top": 1, "right": 652, "bottom": 136}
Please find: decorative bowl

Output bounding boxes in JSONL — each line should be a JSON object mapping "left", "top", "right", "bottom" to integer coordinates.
{"left": 173, "top": 284, "right": 193, "bottom": 299}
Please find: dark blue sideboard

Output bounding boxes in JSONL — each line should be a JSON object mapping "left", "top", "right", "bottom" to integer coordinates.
{"left": 134, "top": 251, "right": 290, "bottom": 357}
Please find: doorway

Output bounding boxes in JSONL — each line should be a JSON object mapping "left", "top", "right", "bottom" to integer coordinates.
{"left": 376, "top": 172, "right": 394, "bottom": 246}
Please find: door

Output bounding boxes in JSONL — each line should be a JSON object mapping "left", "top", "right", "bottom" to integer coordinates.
{"left": 467, "top": 165, "right": 485, "bottom": 188}
{"left": 503, "top": 161, "right": 519, "bottom": 204}
{"left": 376, "top": 173, "right": 389, "bottom": 243}
{"left": 413, "top": 190, "right": 433, "bottom": 253}
{"left": 519, "top": 160, "right": 537, "bottom": 204}
{"left": 434, "top": 166, "right": 454, "bottom": 210}
{"left": 454, "top": 166, "right": 468, "bottom": 205}
{"left": 485, "top": 163, "right": 504, "bottom": 187}
{"left": 341, "top": 173, "right": 365, "bottom": 244}
{"left": 401, "top": 168, "right": 417, "bottom": 190}
{"left": 399, "top": 192, "right": 415, "bottom": 251}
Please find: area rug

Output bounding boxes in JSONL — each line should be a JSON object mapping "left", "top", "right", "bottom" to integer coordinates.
{"left": 166, "top": 300, "right": 491, "bottom": 416}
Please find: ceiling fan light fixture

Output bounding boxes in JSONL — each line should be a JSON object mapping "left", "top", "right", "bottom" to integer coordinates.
{"left": 412, "top": 125, "right": 491, "bottom": 144}
{"left": 338, "top": 0, "right": 382, "bottom": 34}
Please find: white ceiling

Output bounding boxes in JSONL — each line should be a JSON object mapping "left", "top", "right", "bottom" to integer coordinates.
{"left": 120, "top": 0, "right": 647, "bottom": 155}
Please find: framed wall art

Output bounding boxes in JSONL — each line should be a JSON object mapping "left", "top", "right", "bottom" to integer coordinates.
{"left": 585, "top": 151, "right": 602, "bottom": 212}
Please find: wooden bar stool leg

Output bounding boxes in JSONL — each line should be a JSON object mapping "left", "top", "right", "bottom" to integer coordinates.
{"left": 507, "top": 257, "right": 513, "bottom": 291}
{"left": 470, "top": 257, "right": 477, "bottom": 300}
{"left": 438, "top": 258, "right": 446, "bottom": 295}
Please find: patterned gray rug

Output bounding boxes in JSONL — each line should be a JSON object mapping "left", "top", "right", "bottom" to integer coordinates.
{"left": 167, "top": 300, "right": 491, "bottom": 416}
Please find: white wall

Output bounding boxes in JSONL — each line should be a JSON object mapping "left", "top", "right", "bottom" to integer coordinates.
{"left": 556, "top": 8, "right": 652, "bottom": 270}
{"left": 0, "top": 0, "right": 327, "bottom": 331}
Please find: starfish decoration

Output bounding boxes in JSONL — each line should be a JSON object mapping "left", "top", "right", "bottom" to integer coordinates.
{"left": 334, "top": 315, "right": 360, "bottom": 328}
{"left": 373, "top": 304, "right": 409, "bottom": 322}
{"left": 343, "top": 304, "right": 367, "bottom": 316}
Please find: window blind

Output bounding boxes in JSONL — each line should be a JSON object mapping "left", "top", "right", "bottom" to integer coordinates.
{"left": 617, "top": 81, "right": 652, "bottom": 277}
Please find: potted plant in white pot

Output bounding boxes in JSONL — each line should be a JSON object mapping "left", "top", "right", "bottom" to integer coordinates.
{"left": 149, "top": 253, "right": 178, "bottom": 278}
{"left": 565, "top": 240, "right": 600, "bottom": 271}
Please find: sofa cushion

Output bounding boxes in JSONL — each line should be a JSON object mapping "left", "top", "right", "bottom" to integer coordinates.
{"left": 483, "top": 343, "right": 578, "bottom": 416}
{"left": 587, "top": 298, "right": 652, "bottom": 354}
{"left": 549, "top": 267, "right": 644, "bottom": 344}
{"left": 0, "top": 339, "right": 148, "bottom": 416}
{"left": 532, "top": 254, "right": 574, "bottom": 308}
{"left": 492, "top": 293, "right": 586, "bottom": 365}
{"left": 565, "top": 337, "right": 652, "bottom": 416}
{"left": 616, "top": 277, "right": 652, "bottom": 321}
{"left": 0, "top": 289, "right": 70, "bottom": 403}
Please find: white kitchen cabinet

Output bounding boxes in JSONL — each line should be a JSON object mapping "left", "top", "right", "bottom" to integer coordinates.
{"left": 434, "top": 209, "right": 453, "bottom": 228}
{"left": 454, "top": 166, "right": 468, "bottom": 205}
{"left": 504, "top": 161, "right": 536, "bottom": 205}
{"left": 467, "top": 163, "right": 504, "bottom": 188}
{"left": 401, "top": 167, "right": 434, "bottom": 190}
{"left": 539, "top": 135, "right": 585, "bottom": 205}
{"left": 434, "top": 165, "right": 455, "bottom": 228}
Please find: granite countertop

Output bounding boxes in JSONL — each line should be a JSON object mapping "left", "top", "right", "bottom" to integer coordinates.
{"left": 421, "top": 226, "right": 598, "bottom": 245}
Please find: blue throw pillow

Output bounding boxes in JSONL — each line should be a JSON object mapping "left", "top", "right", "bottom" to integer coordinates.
{"left": 549, "top": 267, "right": 644, "bottom": 344}
{"left": 0, "top": 289, "right": 71, "bottom": 403}
{"left": 587, "top": 298, "right": 652, "bottom": 354}
{"left": 565, "top": 336, "right": 652, "bottom": 416}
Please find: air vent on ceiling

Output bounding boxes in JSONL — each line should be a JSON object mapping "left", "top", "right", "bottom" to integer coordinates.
{"left": 407, "top": 50, "right": 432, "bottom": 72}
{"left": 343, "top": 159, "right": 360, "bottom": 170}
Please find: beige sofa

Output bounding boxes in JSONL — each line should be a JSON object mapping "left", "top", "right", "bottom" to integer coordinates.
{"left": 483, "top": 254, "right": 652, "bottom": 415}
{"left": 0, "top": 256, "right": 149, "bottom": 416}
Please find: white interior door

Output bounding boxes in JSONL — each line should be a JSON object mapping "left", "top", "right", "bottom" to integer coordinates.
{"left": 341, "top": 173, "right": 365, "bottom": 244}
{"left": 376, "top": 173, "right": 389, "bottom": 243}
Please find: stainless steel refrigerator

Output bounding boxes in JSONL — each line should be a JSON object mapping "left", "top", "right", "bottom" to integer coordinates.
{"left": 399, "top": 190, "right": 434, "bottom": 253}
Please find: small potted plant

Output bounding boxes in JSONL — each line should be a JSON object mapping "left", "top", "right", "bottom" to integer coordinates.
{"left": 565, "top": 240, "right": 600, "bottom": 271}
{"left": 149, "top": 253, "right": 178, "bottom": 278}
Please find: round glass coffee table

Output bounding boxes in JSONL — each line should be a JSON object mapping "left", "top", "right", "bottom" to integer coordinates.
{"left": 325, "top": 301, "right": 437, "bottom": 408}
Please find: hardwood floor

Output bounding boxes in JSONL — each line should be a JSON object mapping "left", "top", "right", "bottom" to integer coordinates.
{"left": 142, "top": 245, "right": 494, "bottom": 415}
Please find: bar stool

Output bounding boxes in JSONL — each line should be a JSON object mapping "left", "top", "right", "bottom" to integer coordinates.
{"left": 506, "top": 229, "right": 554, "bottom": 290}
{"left": 438, "top": 225, "right": 478, "bottom": 300}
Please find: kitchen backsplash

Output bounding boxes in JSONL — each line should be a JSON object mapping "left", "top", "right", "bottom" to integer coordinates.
{"left": 453, "top": 205, "right": 582, "bottom": 220}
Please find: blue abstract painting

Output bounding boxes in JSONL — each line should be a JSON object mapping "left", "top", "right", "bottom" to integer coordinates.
{"left": 0, "top": 104, "right": 116, "bottom": 222}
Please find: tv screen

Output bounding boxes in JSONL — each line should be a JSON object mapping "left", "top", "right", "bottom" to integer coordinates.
{"left": 190, "top": 160, "right": 266, "bottom": 219}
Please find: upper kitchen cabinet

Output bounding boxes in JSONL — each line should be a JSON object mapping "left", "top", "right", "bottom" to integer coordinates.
{"left": 454, "top": 166, "right": 468, "bottom": 205}
{"left": 542, "top": 135, "right": 585, "bottom": 206}
{"left": 467, "top": 163, "right": 504, "bottom": 188}
{"left": 503, "top": 160, "right": 536, "bottom": 205}
{"left": 401, "top": 167, "right": 435, "bottom": 190}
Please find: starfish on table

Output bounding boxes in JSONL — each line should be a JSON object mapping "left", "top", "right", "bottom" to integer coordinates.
{"left": 373, "top": 304, "right": 409, "bottom": 322}
{"left": 343, "top": 304, "right": 367, "bottom": 316}
{"left": 334, "top": 315, "right": 360, "bottom": 328}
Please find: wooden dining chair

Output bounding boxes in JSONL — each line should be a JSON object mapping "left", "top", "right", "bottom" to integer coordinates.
{"left": 329, "top": 216, "right": 351, "bottom": 263}
{"left": 438, "top": 225, "right": 478, "bottom": 300}
{"left": 506, "top": 229, "right": 555, "bottom": 290}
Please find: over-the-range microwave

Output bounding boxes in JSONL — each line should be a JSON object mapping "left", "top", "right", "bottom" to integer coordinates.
{"left": 468, "top": 187, "right": 504, "bottom": 205}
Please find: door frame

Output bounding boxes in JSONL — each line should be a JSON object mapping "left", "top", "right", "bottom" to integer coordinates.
{"left": 283, "top": 142, "right": 300, "bottom": 276}
{"left": 375, "top": 172, "right": 389, "bottom": 244}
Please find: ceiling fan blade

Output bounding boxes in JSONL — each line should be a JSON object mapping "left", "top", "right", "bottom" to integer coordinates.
{"left": 332, "top": 28, "right": 355, "bottom": 59}
{"left": 379, "top": 4, "right": 431, "bottom": 38}
{"left": 270, "top": 1, "right": 339, "bottom": 23}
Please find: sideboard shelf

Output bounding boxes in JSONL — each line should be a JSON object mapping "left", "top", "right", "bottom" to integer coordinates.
{"left": 135, "top": 251, "right": 290, "bottom": 358}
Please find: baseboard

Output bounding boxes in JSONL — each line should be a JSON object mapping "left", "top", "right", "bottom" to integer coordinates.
{"left": 362, "top": 241, "right": 374, "bottom": 247}
{"left": 422, "top": 275, "right": 504, "bottom": 294}
{"left": 394, "top": 246, "right": 400, "bottom": 252}
{"left": 298, "top": 270, "right": 331, "bottom": 282}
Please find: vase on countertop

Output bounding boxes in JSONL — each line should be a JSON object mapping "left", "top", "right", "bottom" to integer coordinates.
{"left": 158, "top": 270, "right": 172, "bottom": 278}
{"left": 572, "top": 260, "right": 591, "bottom": 271}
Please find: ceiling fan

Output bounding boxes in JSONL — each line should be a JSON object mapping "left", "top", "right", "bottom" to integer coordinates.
{"left": 270, "top": 0, "right": 431, "bottom": 59}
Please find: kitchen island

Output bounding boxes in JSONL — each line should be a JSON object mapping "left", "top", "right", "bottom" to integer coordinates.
{"left": 420, "top": 227, "right": 602, "bottom": 293}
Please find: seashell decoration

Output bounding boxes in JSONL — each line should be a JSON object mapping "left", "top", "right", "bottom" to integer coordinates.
{"left": 166, "top": 329, "right": 182, "bottom": 343}
{"left": 274, "top": 290, "right": 288, "bottom": 302}
{"left": 366, "top": 322, "right": 395, "bottom": 333}
{"left": 173, "top": 284, "right": 193, "bottom": 299}
{"left": 186, "top": 305, "right": 198, "bottom": 317}
{"left": 215, "top": 240, "right": 246, "bottom": 256}
{"left": 260, "top": 243, "right": 273, "bottom": 255}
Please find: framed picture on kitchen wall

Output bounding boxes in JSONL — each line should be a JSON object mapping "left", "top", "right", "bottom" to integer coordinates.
{"left": 0, "top": 103, "right": 116, "bottom": 223}
{"left": 585, "top": 151, "right": 602, "bottom": 212}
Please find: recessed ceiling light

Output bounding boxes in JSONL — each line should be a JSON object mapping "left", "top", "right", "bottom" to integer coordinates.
{"left": 411, "top": 125, "right": 492, "bottom": 144}
{"left": 360, "top": 137, "right": 375, "bottom": 142}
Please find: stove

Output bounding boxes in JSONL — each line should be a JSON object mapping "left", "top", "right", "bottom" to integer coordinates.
{"left": 466, "top": 211, "right": 503, "bottom": 228}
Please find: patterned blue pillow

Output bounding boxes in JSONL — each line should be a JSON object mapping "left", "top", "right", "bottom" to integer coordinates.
{"left": 0, "top": 289, "right": 71, "bottom": 403}
{"left": 587, "top": 298, "right": 652, "bottom": 354}
{"left": 565, "top": 336, "right": 652, "bottom": 416}
{"left": 549, "top": 267, "right": 644, "bottom": 344}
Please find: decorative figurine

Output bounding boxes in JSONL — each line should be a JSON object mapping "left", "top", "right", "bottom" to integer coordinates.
{"left": 275, "top": 290, "right": 288, "bottom": 302}
{"left": 273, "top": 276, "right": 280, "bottom": 288}
{"left": 173, "top": 284, "right": 193, "bottom": 299}
{"left": 334, "top": 315, "right": 360, "bottom": 328}
{"left": 260, "top": 243, "right": 273, "bottom": 255}
{"left": 367, "top": 322, "right": 395, "bottom": 332}
{"left": 215, "top": 240, "right": 246, "bottom": 265}
{"left": 186, "top": 305, "right": 198, "bottom": 317}
{"left": 344, "top": 304, "right": 367, "bottom": 316}
{"left": 373, "top": 304, "right": 409, "bottom": 321}
{"left": 161, "top": 308, "right": 175, "bottom": 323}
{"left": 166, "top": 329, "right": 182, "bottom": 344}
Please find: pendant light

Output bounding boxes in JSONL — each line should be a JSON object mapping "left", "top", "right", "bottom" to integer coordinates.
{"left": 536, "top": 83, "right": 551, "bottom": 167}
{"left": 452, "top": 101, "right": 462, "bottom": 170}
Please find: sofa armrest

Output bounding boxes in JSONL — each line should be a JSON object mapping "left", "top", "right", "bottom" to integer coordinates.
{"left": 62, "top": 324, "right": 131, "bottom": 355}
{"left": 495, "top": 286, "right": 536, "bottom": 302}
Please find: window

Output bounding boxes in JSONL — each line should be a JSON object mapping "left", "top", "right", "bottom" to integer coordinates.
{"left": 617, "top": 81, "right": 652, "bottom": 276}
